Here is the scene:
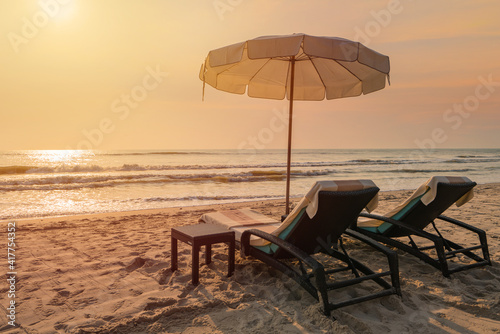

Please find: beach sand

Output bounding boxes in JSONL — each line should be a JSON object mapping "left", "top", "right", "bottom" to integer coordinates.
{"left": 1, "top": 184, "right": 499, "bottom": 333}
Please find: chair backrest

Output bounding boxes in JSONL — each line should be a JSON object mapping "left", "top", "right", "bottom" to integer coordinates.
{"left": 385, "top": 181, "right": 476, "bottom": 237}
{"left": 274, "top": 187, "right": 380, "bottom": 257}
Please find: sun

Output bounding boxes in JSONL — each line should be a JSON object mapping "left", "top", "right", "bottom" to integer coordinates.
{"left": 50, "top": 0, "right": 78, "bottom": 22}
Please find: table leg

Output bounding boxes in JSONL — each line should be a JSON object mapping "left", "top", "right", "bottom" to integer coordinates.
{"left": 205, "top": 244, "right": 212, "bottom": 265}
{"left": 228, "top": 240, "right": 235, "bottom": 277}
{"left": 192, "top": 243, "right": 200, "bottom": 285}
{"left": 171, "top": 236, "right": 178, "bottom": 272}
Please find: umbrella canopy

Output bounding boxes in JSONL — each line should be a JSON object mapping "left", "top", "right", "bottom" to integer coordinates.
{"left": 200, "top": 33, "right": 390, "bottom": 213}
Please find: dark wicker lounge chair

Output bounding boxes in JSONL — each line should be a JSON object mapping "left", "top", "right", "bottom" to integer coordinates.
{"left": 351, "top": 177, "right": 492, "bottom": 277}
{"left": 240, "top": 184, "right": 401, "bottom": 316}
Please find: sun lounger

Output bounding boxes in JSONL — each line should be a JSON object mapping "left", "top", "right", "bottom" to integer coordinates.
{"left": 351, "top": 176, "right": 492, "bottom": 277}
{"left": 200, "top": 180, "right": 401, "bottom": 316}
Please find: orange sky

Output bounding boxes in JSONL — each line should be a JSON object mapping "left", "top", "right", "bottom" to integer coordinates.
{"left": 1, "top": 0, "right": 499, "bottom": 150}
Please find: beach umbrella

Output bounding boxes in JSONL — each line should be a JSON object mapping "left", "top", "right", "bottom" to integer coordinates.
{"left": 200, "top": 33, "right": 390, "bottom": 214}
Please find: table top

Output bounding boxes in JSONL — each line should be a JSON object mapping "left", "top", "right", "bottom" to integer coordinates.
{"left": 172, "top": 224, "right": 234, "bottom": 238}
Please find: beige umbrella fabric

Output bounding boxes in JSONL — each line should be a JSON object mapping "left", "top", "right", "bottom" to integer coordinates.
{"left": 200, "top": 33, "right": 390, "bottom": 213}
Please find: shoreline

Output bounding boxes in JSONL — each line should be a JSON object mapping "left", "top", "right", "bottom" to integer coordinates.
{"left": 0, "top": 183, "right": 498, "bottom": 333}
{"left": 6, "top": 182, "right": 500, "bottom": 224}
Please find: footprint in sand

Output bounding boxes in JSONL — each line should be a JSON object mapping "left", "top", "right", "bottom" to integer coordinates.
{"left": 143, "top": 297, "right": 177, "bottom": 310}
{"left": 129, "top": 288, "right": 144, "bottom": 296}
{"left": 156, "top": 268, "right": 173, "bottom": 285}
{"left": 124, "top": 257, "right": 148, "bottom": 272}
{"left": 48, "top": 289, "right": 71, "bottom": 306}
{"left": 379, "top": 295, "right": 405, "bottom": 313}
{"left": 72, "top": 296, "right": 98, "bottom": 307}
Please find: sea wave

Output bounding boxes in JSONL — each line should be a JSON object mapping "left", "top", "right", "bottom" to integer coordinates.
{"left": 140, "top": 194, "right": 284, "bottom": 203}
{"left": 378, "top": 168, "right": 475, "bottom": 174}
{"left": 104, "top": 151, "right": 205, "bottom": 156}
{"left": 0, "top": 162, "right": 326, "bottom": 175}
{"left": 2, "top": 155, "right": 498, "bottom": 176}
{"left": 0, "top": 165, "right": 106, "bottom": 175}
{"left": 0, "top": 166, "right": 35, "bottom": 175}
{"left": 0, "top": 159, "right": 436, "bottom": 175}
{"left": 0, "top": 169, "right": 332, "bottom": 191}
{"left": 444, "top": 158, "right": 500, "bottom": 164}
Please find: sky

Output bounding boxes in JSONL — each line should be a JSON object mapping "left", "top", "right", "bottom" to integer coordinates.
{"left": 0, "top": 0, "right": 499, "bottom": 150}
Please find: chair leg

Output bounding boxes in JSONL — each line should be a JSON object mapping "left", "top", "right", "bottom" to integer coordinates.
{"left": 313, "top": 267, "right": 331, "bottom": 316}
{"left": 387, "top": 250, "right": 401, "bottom": 296}
{"left": 478, "top": 231, "right": 492, "bottom": 265}
{"left": 433, "top": 238, "right": 450, "bottom": 277}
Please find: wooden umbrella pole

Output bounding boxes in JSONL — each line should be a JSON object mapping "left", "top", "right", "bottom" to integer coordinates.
{"left": 285, "top": 57, "right": 296, "bottom": 215}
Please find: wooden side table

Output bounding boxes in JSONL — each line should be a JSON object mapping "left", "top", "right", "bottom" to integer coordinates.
{"left": 171, "top": 224, "right": 235, "bottom": 285}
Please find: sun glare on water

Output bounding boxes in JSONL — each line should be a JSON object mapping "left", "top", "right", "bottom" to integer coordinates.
{"left": 27, "top": 150, "right": 92, "bottom": 164}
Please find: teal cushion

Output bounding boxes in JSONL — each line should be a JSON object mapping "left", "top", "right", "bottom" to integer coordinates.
{"left": 359, "top": 225, "right": 379, "bottom": 233}
{"left": 254, "top": 207, "right": 307, "bottom": 254}
{"left": 359, "top": 193, "right": 426, "bottom": 234}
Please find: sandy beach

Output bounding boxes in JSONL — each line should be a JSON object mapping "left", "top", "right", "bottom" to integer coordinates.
{"left": 2, "top": 0, "right": 500, "bottom": 332}
{"left": 1, "top": 183, "right": 499, "bottom": 333}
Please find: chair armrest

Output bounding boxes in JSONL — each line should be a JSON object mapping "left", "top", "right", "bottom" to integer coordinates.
{"left": 437, "top": 215, "right": 486, "bottom": 235}
{"left": 358, "top": 212, "right": 441, "bottom": 242}
{"left": 241, "top": 229, "right": 323, "bottom": 271}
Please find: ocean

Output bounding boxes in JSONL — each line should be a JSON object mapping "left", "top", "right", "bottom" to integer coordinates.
{"left": 1, "top": 148, "right": 499, "bottom": 220}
